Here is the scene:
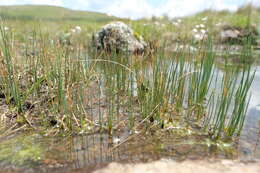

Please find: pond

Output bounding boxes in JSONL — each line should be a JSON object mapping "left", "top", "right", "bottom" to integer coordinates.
{"left": 0, "top": 55, "right": 259, "bottom": 173}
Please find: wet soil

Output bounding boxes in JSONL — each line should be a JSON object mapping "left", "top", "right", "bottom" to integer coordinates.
{"left": 93, "top": 159, "right": 260, "bottom": 173}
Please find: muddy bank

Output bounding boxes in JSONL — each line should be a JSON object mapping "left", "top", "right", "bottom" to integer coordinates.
{"left": 1, "top": 159, "right": 260, "bottom": 173}
{"left": 92, "top": 159, "right": 260, "bottom": 173}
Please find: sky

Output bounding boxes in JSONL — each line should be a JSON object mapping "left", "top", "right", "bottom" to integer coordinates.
{"left": 0, "top": 0, "right": 260, "bottom": 19}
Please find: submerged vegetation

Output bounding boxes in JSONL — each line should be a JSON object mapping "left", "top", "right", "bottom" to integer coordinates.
{"left": 0, "top": 134, "right": 43, "bottom": 166}
{"left": 0, "top": 4, "right": 259, "bottom": 169}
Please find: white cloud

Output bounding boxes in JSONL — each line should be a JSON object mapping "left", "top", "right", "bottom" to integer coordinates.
{"left": 103, "top": 0, "right": 155, "bottom": 19}
{"left": 0, "top": 0, "right": 259, "bottom": 19}
{"left": 248, "top": 69, "right": 260, "bottom": 109}
{"left": 66, "top": 0, "right": 89, "bottom": 10}
{"left": 93, "top": 0, "right": 260, "bottom": 19}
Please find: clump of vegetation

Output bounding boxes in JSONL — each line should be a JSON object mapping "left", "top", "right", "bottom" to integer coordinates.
{"left": 0, "top": 5, "right": 257, "bottom": 160}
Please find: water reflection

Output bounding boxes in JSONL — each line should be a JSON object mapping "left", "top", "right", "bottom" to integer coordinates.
{"left": 238, "top": 66, "right": 260, "bottom": 159}
{"left": 69, "top": 132, "right": 232, "bottom": 169}
{"left": 67, "top": 65, "right": 260, "bottom": 169}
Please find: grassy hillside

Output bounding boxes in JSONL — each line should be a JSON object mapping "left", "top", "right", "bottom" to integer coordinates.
{"left": 185, "top": 6, "right": 260, "bottom": 27}
{"left": 0, "top": 5, "right": 117, "bottom": 22}
{"left": 132, "top": 6, "right": 260, "bottom": 45}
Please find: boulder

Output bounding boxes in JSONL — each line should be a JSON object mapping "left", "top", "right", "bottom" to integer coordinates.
{"left": 92, "top": 22, "right": 147, "bottom": 54}
{"left": 219, "top": 25, "right": 258, "bottom": 44}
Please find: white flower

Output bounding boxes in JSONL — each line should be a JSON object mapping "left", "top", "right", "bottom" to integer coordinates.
{"left": 154, "top": 21, "right": 160, "bottom": 26}
{"left": 192, "top": 28, "right": 198, "bottom": 33}
{"left": 4, "top": 26, "right": 9, "bottom": 31}
{"left": 201, "top": 17, "right": 208, "bottom": 21}
{"left": 79, "top": 130, "right": 85, "bottom": 134}
{"left": 194, "top": 33, "right": 203, "bottom": 41}
{"left": 166, "top": 126, "right": 174, "bottom": 130}
{"left": 134, "top": 130, "right": 140, "bottom": 134}
{"left": 107, "top": 13, "right": 112, "bottom": 16}
{"left": 200, "top": 29, "right": 206, "bottom": 34}
{"left": 130, "top": 130, "right": 140, "bottom": 134}
{"left": 189, "top": 46, "right": 197, "bottom": 52}
{"left": 179, "top": 45, "right": 184, "bottom": 49}
{"left": 177, "top": 19, "right": 182, "bottom": 23}
{"left": 195, "top": 25, "right": 200, "bottom": 28}
{"left": 172, "top": 21, "right": 179, "bottom": 26}
{"left": 200, "top": 24, "right": 205, "bottom": 28}
{"left": 70, "top": 29, "right": 76, "bottom": 33}
{"left": 216, "top": 22, "right": 222, "bottom": 26}
{"left": 75, "top": 26, "right": 81, "bottom": 33}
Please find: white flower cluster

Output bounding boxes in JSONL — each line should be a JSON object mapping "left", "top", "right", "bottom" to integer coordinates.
{"left": 192, "top": 23, "right": 207, "bottom": 41}
{"left": 172, "top": 19, "right": 182, "bottom": 26}
{"left": 154, "top": 21, "right": 166, "bottom": 27}
{"left": 70, "top": 26, "right": 82, "bottom": 34}
{"left": 179, "top": 45, "right": 197, "bottom": 52}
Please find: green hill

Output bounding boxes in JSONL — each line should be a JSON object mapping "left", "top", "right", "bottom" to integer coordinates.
{"left": 0, "top": 5, "right": 117, "bottom": 22}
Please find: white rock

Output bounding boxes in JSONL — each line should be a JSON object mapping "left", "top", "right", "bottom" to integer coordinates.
{"left": 92, "top": 21, "right": 147, "bottom": 54}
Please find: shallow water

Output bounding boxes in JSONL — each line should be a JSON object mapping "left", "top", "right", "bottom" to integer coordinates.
{"left": 239, "top": 66, "right": 260, "bottom": 159}
{"left": 0, "top": 58, "right": 260, "bottom": 173}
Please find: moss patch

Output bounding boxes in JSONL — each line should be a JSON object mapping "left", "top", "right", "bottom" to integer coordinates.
{"left": 0, "top": 134, "right": 44, "bottom": 167}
